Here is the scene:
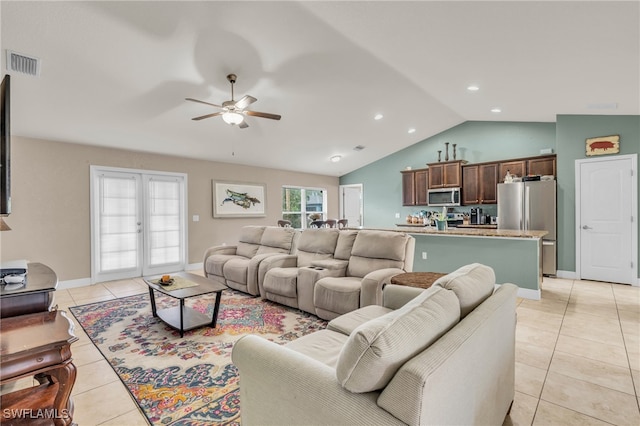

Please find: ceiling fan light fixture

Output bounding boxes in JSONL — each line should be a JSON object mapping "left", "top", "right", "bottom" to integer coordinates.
{"left": 222, "top": 111, "right": 244, "bottom": 125}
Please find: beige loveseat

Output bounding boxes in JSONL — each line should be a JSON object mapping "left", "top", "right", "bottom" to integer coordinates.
{"left": 260, "top": 229, "right": 415, "bottom": 320}
{"left": 232, "top": 263, "right": 517, "bottom": 425}
{"left": 203, "top": 226, "right": 299, "bottom": 296}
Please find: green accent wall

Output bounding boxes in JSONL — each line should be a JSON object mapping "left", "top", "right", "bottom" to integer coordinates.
{"left": 556, "top": 115, "right": 640, "bottom": 273}
{"left": 340, "top": 117, "right": 640, "bottom": 278}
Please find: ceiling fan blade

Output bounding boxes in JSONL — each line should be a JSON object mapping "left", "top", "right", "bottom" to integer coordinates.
{"left": 192, "top": 112, "right": 224, "bottom": 121}
{"left": 239, "top": 121, "right": 249, "bottom": 129}
{"left": 234, "top": 95, "right": 257, "bottom": 110}
{"left": 185, "top": 98, "right": 223, "bottom": 108}
{"left": 245, "top": 110, "right": 282, "bottom": 120}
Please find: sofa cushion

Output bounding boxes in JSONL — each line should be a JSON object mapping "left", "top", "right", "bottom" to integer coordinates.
{"left": 335, "top": 286, "right": 460, "bottom": 393}
{"left": 333, "top": 230, "right": 358, "bottom": 260}
{"left": 433, "top": 263, "right": 496, "bottom": 318}
{"left": 223, "top": 258, "right": 251, "bottom": 285}
{"left": 347, "top": 231, "right": 409, "bottom": 277}
{"left": 285, "top": 330, "right": 348, "bottom": 368}
{"left": 314, "top": 277, "right": 362, "bottom": 316}
{"left": 205, "top": 254, "right": 242, "bottom": 276}
{"left": 263, "top": 267, "right": 299, "bottom": 298}
{"left": 351, "top": 230, "right": 408, "bottom": 261}
{"left": 236, "top": 225, "right": 265, "bottom": 258}
{"left": 258, "top": 227, "right": 297, "bottom": 252}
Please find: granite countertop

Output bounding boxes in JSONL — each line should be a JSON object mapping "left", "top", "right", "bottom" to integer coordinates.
{"left": 385, "top": 226, "right": 548, "bottom": 239}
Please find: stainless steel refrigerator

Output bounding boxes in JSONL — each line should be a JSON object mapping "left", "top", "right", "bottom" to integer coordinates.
{"left": 497, "top": 180, "right": 557, "bottom": 276}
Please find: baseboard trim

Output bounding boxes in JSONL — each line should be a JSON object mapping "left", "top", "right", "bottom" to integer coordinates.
{"left": 556, "top": 270, "right": 576, "bottom": 280}
{"left": 517, "top": 287, "right": 541, "bottom": 300}
{"left": 58, "top": 277, "right": 92, "bottom": 290}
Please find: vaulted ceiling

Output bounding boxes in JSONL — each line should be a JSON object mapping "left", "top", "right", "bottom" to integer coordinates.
{"left": 2, "top": 1, "right": 638, "bottom": 176}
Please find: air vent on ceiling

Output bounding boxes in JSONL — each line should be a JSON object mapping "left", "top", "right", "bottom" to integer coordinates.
{"left": 6, "top": 50, "right": 41, "bottom": 76}
{"left": 353, "top": 145, "right": 365, "bottom": 151}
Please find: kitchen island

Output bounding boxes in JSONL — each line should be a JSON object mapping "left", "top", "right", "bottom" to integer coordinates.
{"left": 379, "top": 226, "right": 547, "bottom": 299}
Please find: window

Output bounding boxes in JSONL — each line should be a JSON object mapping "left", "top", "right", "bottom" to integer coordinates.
{"left": 282, "top": 186, "right": 327, "bottom": 228}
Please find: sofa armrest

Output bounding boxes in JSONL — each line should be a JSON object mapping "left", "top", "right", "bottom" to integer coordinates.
{"left": 232, "top": 335, "right": 403, "bottom": 425}
{"left": 382, "top": 284, "right": 425, "bottom": 310}
{"left": 360, "top": 268, "right": 407, "bottom": 307}
{"left": 203, "top": 245, "right": 237, "bottom": 262}
{"left": 246, "top": 253, "right": 283, "bottom": 296}
{"left": 202, "top": 245, "right": 238, "bottom": 277}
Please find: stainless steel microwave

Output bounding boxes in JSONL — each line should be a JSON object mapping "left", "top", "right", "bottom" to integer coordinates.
{"left": 427, "top": 187, "right": 461, "bottom": 207}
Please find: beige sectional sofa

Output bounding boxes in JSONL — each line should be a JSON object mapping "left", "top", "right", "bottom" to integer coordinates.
{"left": 259, "top": 228, "right": 415, "bottom": 320}
{"left": 203, "top": 225, "right": 299, "bottom": 296}
{"left": 232, "top": 263, "right": 517, "bottom": 425}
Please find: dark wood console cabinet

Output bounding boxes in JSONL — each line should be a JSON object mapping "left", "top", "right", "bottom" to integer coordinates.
{"left": 1, "top": 263, "right": 58, "bottom": 318}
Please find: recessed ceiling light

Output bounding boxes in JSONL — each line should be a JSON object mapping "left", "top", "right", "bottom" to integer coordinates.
{"left": 491, "top": 108, "right": 502, "bottom": 113}
{"left": 408, "top": 128, "right": 416, "bottom": 134}
{"left": 374, "top": 113, "right": 383, "bottom": 120}
{"left": 330, "top": 155, "right": 342, "bottom": 163}
{"left": 467, "top": 85, "right": 479, "bottom": 91}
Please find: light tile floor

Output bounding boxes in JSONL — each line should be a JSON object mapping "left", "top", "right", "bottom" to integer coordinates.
{"left": 2, "top": 276, "right": 639, "bottom": 425}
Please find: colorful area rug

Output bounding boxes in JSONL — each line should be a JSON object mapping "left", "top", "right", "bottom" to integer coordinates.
{"left": 70, "top": 290, "right": 327, "bottom": 425}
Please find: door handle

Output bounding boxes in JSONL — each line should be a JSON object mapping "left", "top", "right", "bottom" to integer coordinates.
{"left": 582, "top": 225, "right": 592, "bottom": 230}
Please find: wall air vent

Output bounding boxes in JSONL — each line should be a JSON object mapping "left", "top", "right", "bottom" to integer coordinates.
{"left": 6, "top": 50, "right": 41, "bottom": 76}
{"left": 353, "top": 145, "right": 365, "bottom": 151}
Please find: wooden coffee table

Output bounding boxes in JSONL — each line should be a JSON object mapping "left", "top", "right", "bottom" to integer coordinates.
{"left": 144, "top": 272, "right": 227, "bottom": 338}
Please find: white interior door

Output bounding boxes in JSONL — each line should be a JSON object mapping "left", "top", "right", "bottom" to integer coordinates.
{"left": 340, "top": 184, "right": 363, "bottom": 227}
{"left": 576, "top": 154, "right": 637, "bottom": 285}
{"left": 91, "top": 167, "right": 187, "bottom": 283}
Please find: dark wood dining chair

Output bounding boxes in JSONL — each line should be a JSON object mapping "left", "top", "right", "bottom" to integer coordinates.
{"left": 309, "top": 220, "right": 325, "bottom": 228}
{"left": 337, "top": 219, "right": 348, "bottom": 228}
{"left": 277, "top": 220, "right": 292, "bottom": 228}
{"left": 324, "top": 219, "right": 337, "bottom": 228}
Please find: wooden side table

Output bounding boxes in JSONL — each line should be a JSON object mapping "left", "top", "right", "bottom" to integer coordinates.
{"left": 0, "top": 310, "right": 78, "bottom": 426}
{"left": 390, "top": 271, "right": 447, "bottom": 289}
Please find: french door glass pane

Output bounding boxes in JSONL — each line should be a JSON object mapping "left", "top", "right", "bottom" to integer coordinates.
{"left": 99, "top": 175, "right": 138, "bottom": 272}
{"left": 148, "top": 179, "right": 182, "bottom": 267}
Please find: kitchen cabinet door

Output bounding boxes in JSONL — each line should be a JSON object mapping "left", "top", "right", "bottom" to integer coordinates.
{"left": 428, "top": 161, "right": 463, "bottom": 188}
{"left": 462, "top": 163, "right": 498, "bottom": 205}
{"left": 462, "top": 165, "right": 479, "bottom": 204}
{"left": 443, "top": 162, "right": 462, "bottom": 187}
{"left": 415, "top": 170, "right": 429, "bottom": 205}
{"left": 401, "top": 170, "right": 416, "bottom": 206}
{"left": 499, "top": 160, "right": 526, "bottom": 181}
{"left": 528, "top": 155, "right": 556, "bottom": 176}
{"left": 428, "top": 164, "right": 444, "bottom": 188}
{"left": 479, "top": 163, "right": 499, "bottom": 204}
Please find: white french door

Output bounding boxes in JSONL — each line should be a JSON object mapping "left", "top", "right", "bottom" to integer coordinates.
{"left": 339, "top": 184, "right": 363, "bottom": 227}
{"left": 91, "top": 166, "right": 187, "bottom": 283}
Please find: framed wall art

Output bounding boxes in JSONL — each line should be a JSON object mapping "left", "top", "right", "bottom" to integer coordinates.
{"left": 213, "top": 180, "right": 266, "bottom": 218}
{"left": 586, "top": 135, "right": 620, "bottom": 156}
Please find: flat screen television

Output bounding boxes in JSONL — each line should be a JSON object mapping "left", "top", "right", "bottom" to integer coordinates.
{"left": 1, "top": 74, "right": 10, "bottom": 216}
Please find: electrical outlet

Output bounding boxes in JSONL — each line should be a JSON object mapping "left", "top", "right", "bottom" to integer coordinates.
{"left": 422, "top": 252, "right": 427, "bottom": 260}
{"left": 395, "top": 213, "right": 400, "bottom": 219}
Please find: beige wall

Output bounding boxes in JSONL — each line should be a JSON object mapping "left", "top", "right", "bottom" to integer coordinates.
{"left": 0, "top": 137, "right": 339, "bottom": 281}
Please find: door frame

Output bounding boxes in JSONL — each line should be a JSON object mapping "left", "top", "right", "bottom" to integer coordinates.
{"left": 575, "top": 154, "right": 638, "bottom": 285}
{"left": 339, "top": 183, "right": 364, "bottom": 227}
{"left": 90, "top": 165, "right": 188, "bottom": 284}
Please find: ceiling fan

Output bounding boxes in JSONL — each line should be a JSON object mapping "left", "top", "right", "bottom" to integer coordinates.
{"left": 186, "top": 74, "right": 281, "bottom": 129}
